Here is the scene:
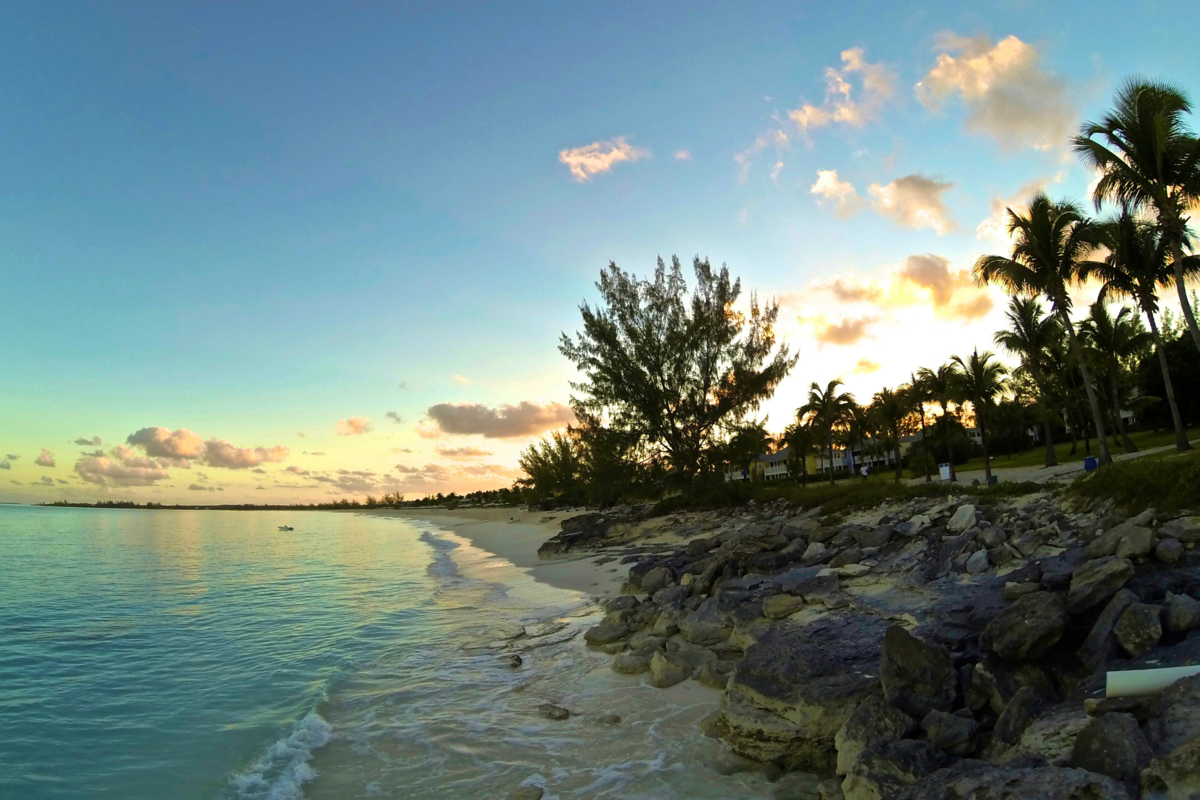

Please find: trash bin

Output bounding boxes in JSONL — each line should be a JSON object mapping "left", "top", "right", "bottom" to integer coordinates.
{"left": 1084, "top": 456, "right": 1098, "bottom": 473}
{"left": 939, "top": 463, "right": 952, "bottom": 482}
{"left": 987, "top": 475, "right": 999, "bottom": 487}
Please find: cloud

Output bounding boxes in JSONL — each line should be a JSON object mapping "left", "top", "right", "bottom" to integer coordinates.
{"left": 853, "top": 358, "right": 882, "bottom": 374}
{"left": 5, "top": 454, "right": 18, "bottom": 460}
{"left": 976, "top": 175, "right": 1062, "bottom": 247}
{"left": 673, "top": 149, "right": 692, "bottom": 161}
{"left": 735, "top": 129, "right": 789, "bottom": 183}
{"left": 425, "top": 401, "right": 576, "bottom": 439}
{"left": 390, "top": 447, "right": 415, "bottom": 454}
{"left": 204, "top": 440, "right": 290, "bottom": 469}
{"left": 187, "top": 484, "right": 208, "bottom": 491}
{"left": 558, "top": 136, "right": 649, "bottom": 181}
{"left": 398, "top": 380, "right": 410, "bottom": 391}
{"left": 74, "top": 436, "right": 102, "bottom": 446}
{"left": 56, "top": 479, "right": 68, "bottom": 485}
{"left": 452, "top": 375, "right": 471, "bottom": 385}
{"left": 127, "top": 428, "right": 205, "bottom": 461}
{"left": 285, "top": 466, "right": 310, "bottom": 476}
{"left": 867, "top": 175, "right": 955, "bottom": 234}
{"left": 915, "top": 34, "right": 1075, "bottom": 151}
{"left": 40, "top": 475, "right": 54, "bottom": 485}
{"left": 813, "top": 315, "right": 878, "bottom": 346}
{"left": 788, "top": 47, "right": 895, "bottom": 138}
{"left": 75, "top": 454, "right": 171, "bottom": 487}
{"left": 335, "top": 417, "right": 372, "bottom": 436}
{"left": 810, "top": 169, "right": 863, "bottom": 217}
{"left": 296, "top": 431, "right": 307, "bottom": 438}
{"left": 415, "top": 424, "right": 444, "bottom": 440}
{"left": 0, "top": 461, "right": 8, "bottom": 470}
{"left": 898, "top": 254, "right": 994, "bottom": 321}
{"left": 807, "top": 254, "right": 994, "bottom": 324}
{"left": 385, "top": 411, "right": 404, "bottom": 424}
{"left": 35, "top": 449, "right": 56, "bottom": 468}
{"left": 256, "top": 485, "right": 266, "bottom": 490}
{"left": 435, "top": 445, "right": 494, "bottom": 459}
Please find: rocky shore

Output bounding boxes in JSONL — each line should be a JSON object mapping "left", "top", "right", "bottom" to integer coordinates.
{"left": 535, "top": 491, "right": 1200, "bottom": 799}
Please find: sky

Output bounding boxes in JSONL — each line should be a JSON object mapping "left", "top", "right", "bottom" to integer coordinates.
{"left": 2, "top": 0, "right": 1198, "bottom": 504}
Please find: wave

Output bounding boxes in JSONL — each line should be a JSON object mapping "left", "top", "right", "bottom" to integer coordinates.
{"left": 223, "top": 712, "right": 332, "bottom": 800}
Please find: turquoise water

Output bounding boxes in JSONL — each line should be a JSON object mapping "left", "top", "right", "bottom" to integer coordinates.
{"left": 0, "top": 505, "right": 770, "bottom": 800}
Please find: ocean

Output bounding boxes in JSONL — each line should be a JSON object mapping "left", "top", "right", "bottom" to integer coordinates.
{"left": 0, "top": 505, "right": 769, "bottom": 799}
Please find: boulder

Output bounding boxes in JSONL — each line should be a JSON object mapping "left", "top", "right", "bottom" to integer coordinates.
{"left": 641, "top": 566, "right": 674, "bottom": 595}
{"left": 1140, "top": 738, "right": 1200, "bottom": 800}
{"left": 921, "top": 710, "right": 978, "bottom": 756}
{"left": 649, "top": 650, "right": 692, "bottom": 688}
{"left": 1068, "top": 557, "right": 1135, "bottom": 614}
{"left": 965, "top": 549, "right": 989, "bottom": 574}
{"left": 946, "top": 504, "right": 976, "bottom": 534}
{"left": 1146, "top": 673, "right": 1200, "bottom": 756}
{"left": 994, "top": 687, "right": 1053, "bottom": 745}
{"left": 1115, "top": 526, "right": 1155, "bottom": 559}
{"left": 1164, "top": 592, "right": 1200, "bottom": 634}
{"left": 679, "top": 597, "right": 733, "bottom": 646}
{"left": 697, "top": 660, "right": 736, "bottom": 690}
{"left": 605, "top": 595, "right": 640, "bottom": 612}
{"left": 831, "top": 548, "right": 863, "bottom": 568}
{"left": 891, "top": 762, "right": 1131, "bottom": 799}
{"left": 803, "top": 542, "right": 828, "bottom": 561}
{"left": 1160, "top": 515, "right": 1200, "bottom": 543}
{"left": 612, "top": 649, "right": 654, "bottom": 674}
{"left": 982, "top": 592, "right": 1068, "bottom": 662}
{"left": 854, "top": 526, "right": 893, "bottom": 549}
{"left": 506, "top": 787, "right": 545, "bottom": 800}
{"left": 764, "top": 593, "right": 805, "bottom": 620}
{"left": 627, "top": 629, "right": 666, "bottom": 650}
{"left": 841, "top": 739, "right": 951, "bottom": 800}
{"left": 979, "top": 527, "right": 1008, "bottom": 549}
{"left": 879, "top": 626, "right": 957, "bottom": 719}
{"left": 686, "top": 537, "right": 714, "bottom": 556}
{"left": 1069, "top": 713, "right": 1153, "bottom": 793}
{"left": 834, "top": 694, "right": 916, "bottom": 775}
{"left": 539, "top": 703, "right": 570, "bottom": 720}
{"left": 771, "top": 771, "right": 824, "bottom": 800}
{"left": 652, "top": 584, "right": 691, "bottom": 607}
{"left": 1001, "top": 581, "right": 1041, "bottom": 601}
{"left": 1007, "top": 704, "right": 1090, "bottom": 766}
{"left": 584, "top": 623, "right": 629, "bottom": 646}
{"left": 1113, "top": 603, "right": 1162, "bottom": 658}
{"left": 652, "top": 607, "right": 681, "bottom": 637}
{"left": 1078, "top": 589, "right": 1139, "bottom": 672}
{"left": 1155, "top": 537, "right": 1184, "bottom": 564}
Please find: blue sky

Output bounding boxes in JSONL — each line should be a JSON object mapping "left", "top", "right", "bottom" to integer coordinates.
{"left": 2, "top": 1, "right": 1198, "bottom": 502}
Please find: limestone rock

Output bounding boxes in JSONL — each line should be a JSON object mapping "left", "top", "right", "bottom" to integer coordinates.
{"left": 1155, "top": 537, "right": 1184, "bottom": 564}
{"left": 1001, "top": 581, "right": 1041, "bottom": 601}
{"left": 803, "top": 542, "right": 828, "bottom": 561}
{"left": 1140, "top": 738, "right": 1200, "bottom": 800}
{"left": 697, "top": 660, "right": 736, "bottom": 689}
{"left": 539, "top": 703, "right": 569, "bottom": 721}
{"left": 652, "top": 607, "right": 681, "bottom": 637}
{"left": 1160, "top": 515, "right": 1200, "bottom": 543}
{"left": 641, "top": 566, "right": 674, "bottom": 595}
{"left": 612, "top": 649, "right": 654, "bottom": 674}
{"left": 994, "top": 687, "right": 1053, "bottom": 745}
{"left": 966, "top": 549, "right": 989, "bottom": 574}
{"left": 584, "top": 622, "right": 629, "bottom": 646}
{"left": 982, "top": 591, "right": 1068, "bottom": 662}
{"left": 652, "top": 584, "right": 690, "bottom": 607}
{"left": 879, "top": 625, "right": 957, "bottom": 719}
{"left": 1078, "top": 589, "right": 1139, "bottom": 672}
{"left": 1068, "top": 556, "right": 1135, "bottom": 614}
{"left": 947, "top": 504, "right": 976, "bottom": 534}
{"left": 1113, "top": 603, "right": 1162, "bottom": 658}
{"left": 854, "top": 526, "right": 893, "bottom": 549}
{"left": 922, "top": 709, "right": 978, "bottom": 756}
{"left": 649, "top": 650, "right": 692, "bottom": 688}
{"left": 771, "top": 771, "right": 824, "bottom": 800}
{"left": 1008, "top": 704, "right": 1090, "bottom": 766}
{"left": 506, "top": 787, "right": 545, "bottom": 800}
{"left": 834, "top": 694, "right": 915, "bottom": 775}
{"left": 1115, "top": 526, "right": 1155, "bottom": 559}
{"left": 841, "top": 739, "right": 951, "bottom": 800}
{"left": 1146, "top": 673, "right": 1200, "bottom": 756}
{"left": 764, "top": 593, "right": 805, "bottom": 619}
{"left": 628, "top": 629, "right": 666, "bottom": 650}
{"left": 1069, "top": 713, "right": 1153, "bottom": 793}
{"left": 1163, "top": 591, "right": 1200, "bottom": 634}
{"left": 680, "top": 597, "right": 732, "bottom": 646}
{"left": 979, "top": 527, "right": 1008, "bottom": 549}
{"left": 891, "top": 762, "right": 1131, "bottom": 799}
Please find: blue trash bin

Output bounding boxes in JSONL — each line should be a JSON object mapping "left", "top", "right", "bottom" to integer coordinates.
{"left": 1084, "top": 456, "right": 1098, "bottom": 473}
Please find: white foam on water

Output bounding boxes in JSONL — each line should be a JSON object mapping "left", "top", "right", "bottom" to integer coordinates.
{"left": 226, "top": 712, "right": 333, "bottom": 800}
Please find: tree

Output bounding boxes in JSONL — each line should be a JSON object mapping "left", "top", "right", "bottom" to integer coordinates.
{"left": 517, "top": 430, "right": 580, "bottom": 504}
{"left": 907, "top": 372, "right": 934, "bottom": 483}
{"left": 917, "top": 362, "right": 963, "bottom": 481}
{"left": 1083, "top": 213, "right": 1196, "bottom": 452}
{"left": 993, "top": 297, "right": 1061, "bottom": 467}
{"left": 951, "top": 349, "right": 1009, "bottom": 484}
{"left": 1075, "top": 79, "right": 1200, "bottom": 357}
{"left": 799, "top": 379, "right": 855, "bottom": 485}
{"left": 1079, "top": 302, "right": 1153, "bottom": 453}
{"left": 870, "top": 387, "right": 912, "bottom": 483}
{"left": 973, "top": 195, "right": 1114, "bottom": 466}
{"left": 559, "top": 256, "right": 796, "bottom": 479}
{"left": 782, "top": 420, "right": 817, "bottom": 485}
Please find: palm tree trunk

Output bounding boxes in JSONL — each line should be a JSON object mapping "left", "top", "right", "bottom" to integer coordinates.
{"left": 1109, "top": 372, "right": 1138, "bottom": 453}
{"left": 1061, "top": 310, "right": 1113, "bottom": 466}
{"left": 828, "top": 433, "right": 835, "bottom": 486}
{"left": 918, "top": 405, "right": 932, "bottom": 483}
{"left": 1147, "top": 310, "right": 1192, "bottom": 452}
{"left": 1170, "top": 240, "right": 1200, "bottom": 356}
{"left": 980, "top": 411, "right": 991, "bottom": 483}
{"left": 1031, "top": 371, "right": 1058, "bottom": 468}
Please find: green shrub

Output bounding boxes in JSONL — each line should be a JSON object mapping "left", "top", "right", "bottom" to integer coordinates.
{"left": 1067, "top": 451, "right": 1200, "bottom": 513}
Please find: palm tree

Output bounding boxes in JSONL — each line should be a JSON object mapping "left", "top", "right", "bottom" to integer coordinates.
{"left": 782, "top": 419, "right": 817, "bottom": 485}
{"left": 1079, "top": 303, "right": 1153, "bottom": 454}
{"left": 916, "top": 362, "right": 963, "bottom": 481}
{"left": 1075, "top": 79, "right": 1200, "bottom": 356}
{"left": 993, "top": 297, "right": 1061, "bottom": 468}
{"left": 973, "top": 194, "right": 1114, "bottom": 466}
{"left": 951, "top": 349, "right": 1009, "bottom": 484}
{"left": 1082, "top": 213, "right": 1196, "bottom": 451}
{"left": 799, "top": 379, "right": 855, "bottom": 485}
{"left": 907, "top": 372, "right": 934, "bottom": 483}
{"left": 871, "top": 387, "right": 911, "bottom": 483}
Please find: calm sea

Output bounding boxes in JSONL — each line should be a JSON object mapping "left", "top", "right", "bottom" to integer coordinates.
{"left": 0, "top": 505, "right": 770, "bottom": 799}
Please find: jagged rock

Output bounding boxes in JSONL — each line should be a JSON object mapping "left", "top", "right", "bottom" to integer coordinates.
{"left": 641, "top": 566, "right": 674, "bottom": 595}
{"left": 697, "top": 660, "right": 736, "bottom": 689}
{"left": 505, "top": 653, "right": 523, "bottom": 668}
{"left": 584, "top": 622, "right": 629, "bottom": 646}
{"left": 506, "top": 787, "right": 545, "bottom": 800}
{"left": 965, "top": 549, "right": 989, "bottom": 574}
{"left": 979, "top": 527, "right": 1008, "bottom": 548}
{"left": 982, "top": 592, "right": 1068, "bottom": 662}
{"left": 994, "top": 686, "right": 1053, "bottom": 745}
{"left": 1156, "top": 537, "right": 1184, "bottom": 564}
{"left": 947, "top": 504, "right": 976, "bottom": 534}
{"left": 817, "top": 777, "right": 845, "bottom": 800}
{"left": 652, "top": 584, "right": 690, "bottom": 607}
{"left": 1113, "top": 603, "right": 1162, "bottom": 658}
{"left": 764, "top": 593, "right": 805, "bottom": 619}
{"left": 628, "top": 629, "right": 665, "bottom": 650}
{"left": 1115, "top": 526, "right": 1155, "bottom": 559}
{"left": 1068, "top": 557, "right": 1135, "bottom": 614}
{"left": 652, "top": 607, "right": 681, "bottom": 637}
{"left": 596, "top": 713, "right": 621, "bottom": 725}
{"left": 771, "top": 771, "right": 823, "bottom": 800}
{"left": 988, "top": 545, "right": 1014, "bottom": 566}
{"left": 803, "top": 542, "right": 828, "bottom": 561}
{"left": 1069, "top": 713, "right": 1153, "bottom": 793}
{"left": 1012, "top": 531, "right": 1045, "bottom": 557}
{"left": 686, "top": 537, "right": 714, "bottom": 556}
{"left": 1006, "top": 704, "right": 1090, "bottom": 766}
{"left": 605, "top": 595, "right": 640, "bottom": 612}
{"left": 539, "top": 703, "right": 570, "bottom": 720}
{"left": 1163, "top": 591, "right": 1200, "bottom": 633}
{"left": 1078, "top": 589, "right": 1138, "bottom": 672}
{"left": 922, "top": 710, "right": 978, "bottom": 756}
{"left": 891, "top": 762, "right": 1131, "bottom": 799}
{"left": 854, "top": 526, "right": 893, "bottom": 549}
{"left": 834, "top": 695, "right": 916, "bottom": 775}
{"left": 1141, "top": 738, "right": 1200, "bottom": 800}
{"left": 831, "top": 548, "right": 863, "bottom": 568}
{"left": 680, "top": 597, "right": 732, "bottom": 646}
{"left": 880, "top": 626, "right": 957, "bottom": 719}
{"left": 1146, "top": 673, "right": 1200, "bottom": 756}
{"left": 841, "top": 739, "right": 951, "bottom": 800}
{"left": 612, "top": 649, "right": 654, "bottom": 674}
{"left": 1160, "top": 515, "right": 1200, "bottom": 543}
{"left": 1001, "top": 581, "right": 1041, "bottom": 601}
{"left": 649, "top": 650, "right": 692, "bottom": 688}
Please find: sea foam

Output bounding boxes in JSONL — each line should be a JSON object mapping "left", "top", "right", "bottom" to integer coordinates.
{"left": 226, "top": 712, "right": 332, "bottom": 800}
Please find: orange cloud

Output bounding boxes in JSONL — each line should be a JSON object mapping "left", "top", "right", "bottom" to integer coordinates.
{"left": 335, "top": 417, "right": 372, "bottom": 436}
{"left": 559, "top": 137, "right": 649, "bottom": 181}
{"left": 814, "top": 315, "right": 877, "bottom": 346}
{"left": 853, "top": 358, "right": 882, "bottom": 374}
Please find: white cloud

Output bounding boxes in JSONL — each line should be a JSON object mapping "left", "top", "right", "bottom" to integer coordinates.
{"left": 853, "top": 358, "right": 882, "bottom": 374}
{"left": 204, "top": 440, "right": 289, "bottom": 469}
{"left": 788, "top": 47, "right": 895, "bottom": 138}
{"left": 127, "top": 428, "right": 205, "bottom": 461}
{"left": 75, "top": 454, "right": 171, "bottom": 487}
{"left": 335, "top": 417, "right": 372, "bottom": 436}
{"left": 558, "top": 137, "right": 649, "bottom": 181}
{"left": 976, "top": 176, "right": 1062, "bottom": 247}
{"left": 867, "top": 175, "right": 955, "bottom": 234}
{"left": 915, "top": 34, "right": 1075, "bottom": 151}
{"left": 734, "top": 129, "right": 789, "bottom": 184}
{"left": 673, "top": 149, "right": 692, "bottom": 161}
{"left": 426, "top": 401, "right": 576, "bottom": 439}
{"left": 35, "top": 449, "right": 56, "bottom": 468}
{"left": 452, "top": 375, "right": 471, "bottom": 385}
{"left": 435, "top": 445, "right": 494, "bottom": 459}
{"left": 810, "top": 169, "right": 863, "bottom": 217}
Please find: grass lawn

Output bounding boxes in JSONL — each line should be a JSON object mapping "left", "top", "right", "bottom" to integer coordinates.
{"left": 958, "top": 426, "right": 1200, "bottom": 472}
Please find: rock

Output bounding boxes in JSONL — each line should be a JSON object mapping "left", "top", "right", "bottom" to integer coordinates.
{"left": 1163, "top": 591, "right": 1200, "bottom": 634}
{"left": 838, "top": 564, "right": 872, "bottom": 578}
{"left": 1115, "top": 526, "right": 1155, "bottom": 559}
{"left": 988, "top": 546, "right": 1015, "bottom": 566}
{"left": 641, "top": 566, "right": 674, "bottom": 595}
{"left": 505, "top": 653, "right": 524, "bottom": 668}
{"left": 539, "top": 703, "right": 569, "bottom": 721}
{"left": 679, "top": 597, "right": 732, "bottom": 646}
{"left": 604, "top": 594, "right": 640, "bottom": 612}
{"left": 834, "top": 694, "right": 916, "bottom": 775}
{"left": 969, "top": 655, "right": 1023, "bottom": 715}
{"left": 1069, "top": 713, "right": 1153, "bottom": 793}
{"left": 1145, "top": 673, "right": 1200, "bottom": 756}
{"left": 817, "top": 777, "right": 845, "bottom": 800}
{"left": 1068, "top": 557, "right": 1135, "bottom": 614}
{"left": 979, "top": 527, "right": 1008, "bottom": 548}
{"left": 947, "top": 505, "right": 976, "bottom": 534}
{"left": 584, "top": 623, "right": 629, "bottom": 646}
{"left": 994, "top": 687, "right": 1053, "bottom": 745}
{"left": 612, "top": 649, "right": 654, "bottom": 674}
{"left": 1160, "top": 515, "right": 1200, "bottom": 543}
{"left": 879, "top": 626, "right": 957, "bottom": 719}
{"left": 841, "top": 739, "right": 951, "bottom": 800}
{"left": 1155, "top": 537, "right": 1184, "bottom": 564}
{"left": 1012, "top": 531, "right": 1045, "bottom": 557}
{"left": 628, "top": 629, "right": 665, "bottom": 650}
{"left": 1113, "top": 603, "right": 1162, "bottom": 658}
{"left": 596, "top": 713, "right": 621, "bottom": 725}
{"left": 764, "top": 593, "right": 805, "bottom": 619}
{"left": 697, "top": 660, "right": 736, "bottom": 689}
{"left": 803, "top": 542, "right": 828, "bottom": 561}
{"left": 1001, "top": 581, "right": 1041, "bottom": 601}
{"left": 854, "top": 526, "right": 893, "bottom": 549}
{"left": 1141, "top": 738, "right": 1200, "bottom": 800}
{"left": 982, "top": 592, "right": 1068, "bottom": 662}
{"left": 686, "top": 537, "right": 714, "bottom": 556}
{"left": 652, "top": 584, "right": 690, "bottom": 607}
{"left": 652, "top": 607, "right": 681, "bottom": 637}
{"left": 891, "top": 762, "right": 1132, "bottom": 799}
{"left": 1008, "top": 704, "right": 1090, "bottom": 766}
{"left": 506, "top": 787, "right": 544, "bottom": 800}
{"left": 1078, "top": 589, "right": 1139, "bottom": 672}
{"left": 965, "top": 549, "right": 990, "bottom": 574}
{"left": 922, "top": 710, "right": 978, "bottom": 756}
{"left": 831, "top": 548, "right": 863, "bottom": 568}
{"left": 649, "top": 650, "right": 692, "bottom": 688}
{"left": 771, "top": 771, "right": 824, "bottom": 800}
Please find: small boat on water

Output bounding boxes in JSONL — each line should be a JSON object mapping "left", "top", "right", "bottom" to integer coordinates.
{"left": 278, "top": 525, "right": 294, "bottom": 531}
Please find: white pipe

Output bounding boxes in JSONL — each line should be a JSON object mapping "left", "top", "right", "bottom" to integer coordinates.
{"left": 1106, "top": 665, "right": 1200, "bottom": 697}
